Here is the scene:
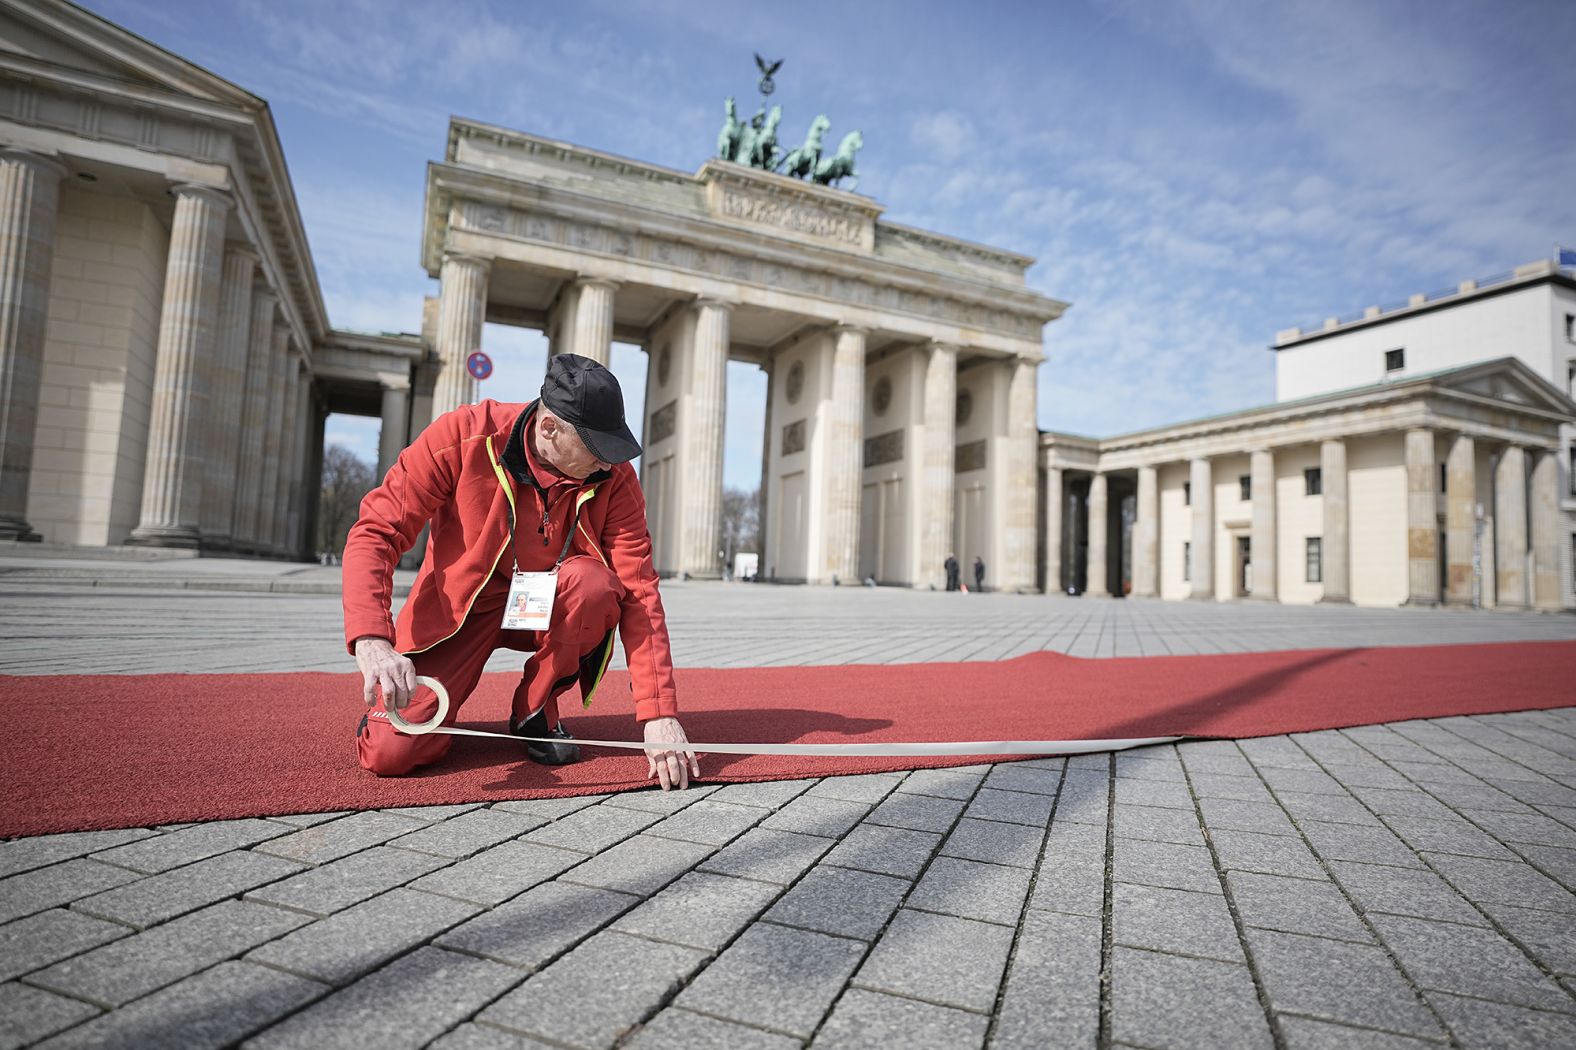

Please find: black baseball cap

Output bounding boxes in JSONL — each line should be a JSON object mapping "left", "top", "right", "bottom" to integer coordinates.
{"left": 540, "top": 353, "right": 642, "bottom": 464}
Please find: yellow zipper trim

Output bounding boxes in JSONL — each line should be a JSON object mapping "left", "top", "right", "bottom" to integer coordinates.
{"left": 403, "top": 435, "right": 515, "bottom": 656}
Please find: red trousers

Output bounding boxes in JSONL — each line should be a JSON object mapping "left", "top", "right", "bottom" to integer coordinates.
{"left": 357, "top": 555, "right": 624, "bottom": 776}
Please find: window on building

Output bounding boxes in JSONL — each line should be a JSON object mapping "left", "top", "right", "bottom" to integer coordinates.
{"left": 1306, "top": 537, "right": 1322, "bottom": 583}
{"left": 1183, "top": 481, "right": 1191, "bottom": 506}
{"left": 1566, "top": 313, "right": 1575, "bottom": 342}
{"left": 1385, "top": 348, "right": 1405, "bottom": 372}
{"left": 1183, "top": 542, "right": 1191, "bottom": 582}
{"left": 1240, "top": 475, "right": 1251, "bottom": 501}
{"left": 1305, "top": 467, "right": 1322, "bottom": 496}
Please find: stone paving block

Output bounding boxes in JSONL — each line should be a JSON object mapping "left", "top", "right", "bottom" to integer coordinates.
{"left": 1320, "top": 764, "right": 1414, "bottom": 790}
{"left": 1112, "top": 882, "right": 1243, "bottom": 962}
{"left": 706, "top": 779, "right": 815, "bottom": 810}
{"left": 940, "top": 817, "right": 1043, "bottom": 869}
{"left": 28, "top": 899, "right": 309, "bottom": 1007}
{"left": 1239, "top": 735, "right": 1319, "bottom": 770}
{"left": 265, "top": 810, "right": 352, "bottom": 828}
{"left": 247, "top": 888, "right": 480, "bottom": 986}
{"left": 1226, "top": 871, "right": 1371, "bottom": 942}
{"left": 1259, "top": 765, "right": 1348, "bottom": 796}
{"left": 1113, "top": 802, "right": 1205, "bottom": 845}
{"left": 491, "top": 795, "right": 606, "bottom": 820}
{"left": 1276, "top": 1016, "right": 1441, "bottom": 1049}
{"left": 1188, "top": 772, "right": 1274, "bottom": 802}
{"left": 761, "top": 795, "right": 871, "bottom": 838}
{"left": 1178, "top": 744, "right": 1255, "bottom": 778}
{"left": 1274, "top": 791, "right": 1380, "bottom": 827}
{"left": 389, "top": 808, "right": 543, "bottom": 858}
{"left": 1198, "top": 796, "right": 1296, "bottom": 836}
{"left": 1245, "top": 927, "right": 1443, "bottom": 1038}
{"left": 435, "top": 880, "right": 637, "bottom": 970}
{"left": 404, "top": 841, "right": 579, "bottom": 907}
{"left": 0, "top": 829, "right": 155, "bottom": 879}
{"left": 906, "top": 856, "right": 1030, "bottom": 926}
{"left": 762, "top": 865, "right": 905, "bottom": 942}
{"left": 1345, "top": 786, "right": 1457, "bottom": 820}
{"left": 32, "top": 961, "right": 323, "bottom": 1050}
{"left": 1065, "top": 753, "right": 1109, "bottom": 770}
{"left": 522, "top": 804, "right": 660, "bottom": 854}
{"left": 620, "top": 1007, "right": 799, "bottom": 1050}
{"left": 88, "top": 818, "right": 288, "bottom": 874}
{"left": 643, "top": 799, "right": 765, "bottom": 846}
{"left": 613, "top": 870, "right": 780, "bottom": 950}
{"left": 1114, "top": 748, "right": 1184, "bottom": 781}
{"left": 557, "top": 833, "right": 712, "bottom": 897}
{"left": 1369, "top": 913, "right": 1575, "bottom": 1012}
{"left": 1475, "top": 900, "right": 1576, "bottom": 976}
{"left": 384, "top": 803, "right": 484, "bottom": 821}
{"left": 1112, "top": 838, "right": 1221, "bottom": 894}
{"left": 249, "top": 946, "right": 522, "bottom": 1050}
{"left": 71, "top": 850, "right": 304, "bottom": 929}
{"left": 1290, "top": 731, "right": 1374, "bottom": 767}
{"left": 822, "top": 824, "right": 941, "bottom": 879}
{"left": 814, "top": 987, "right": 988, "bottom": 1049}
{"left": 1423, "top": 851, "right": 1576, "bottom": 913}
{"left": 0, "top": 908, "right": 127, "bottom": 983}
{"left": 897, "top": 768, "right": 984, "bottom": 801}
{"left": 1516, "top": 842, "right": 1576, "bottom": 891}
{"left": 1462, "top": 808, "right": 1576, "bottom": 848}
{"left": 983, "top": 762, "right": 1064, "bottom": 795}
{"left": 675, "top": 922, "right": 864, "bottom": 1037}
{"left": 854, "top": 908, "right": 1013, "bottom": 1013}
{"left": 428, "top": 1023, "right": 556, "bottom": 1049}
{"left": 245, "top": 845, "right": 450, "bottom": 916}
{"left": 1051, "top": 771, "right": 1110, "bottom": 825}
{"left": 252, "top": 810, "right": 430, "bottom": 865}
{"left": 1384, "top": 814, "right": 1515, "bottom": 860}
{"left": 990, "top": 909, "right": 1100, "bottom": 1049}
{"left": 0, "top": 859, "right": 139, "bottom": 925}
{"left": 1112, "top": 776, "right": 1192, "bottom": 810}
{"left": 1109, "top": 947, "right": 1271, "bottom": 1050}
{"left": 1427, "top": 991, "right": 1576, "bottom": 1050}
{"left": 1299, "top": 820, "right": 1424, "bottom": 869}
{"left": 807, "top": 772, "right": 905, "bottom": 804}
{"left": 1487, "top": 776, "right": 1576, "bottom": 808}
{"left": 964, "top": 787, "right": 1055, "bottom": 827}
{"left": 601, "top": 784, "right": 718, "bottom": 814}
{"left": 1210, "top": 829, "right": 1326, "bottom": 880}
{"left": 863, "top": 791, "right": 965, "bottom": 834}
{"left": 1026, "top": 825, "right": 1105, "bottom": 916}
{"left": 698, "top": 828, "right": 833, "bottom": 885}
{"left": 1417, "top": 779, "right": 1532, "bottom": 814}
{"left": 500, "top": 931, "right": 711, "bottom": 1047}
{"left": 1328, "top": 860, "right": 1487, "bottom": 926}
{"left": 1386, "top": 758, "right": 1479, "bottom": 784}
{"left": 0, "top": 981, "right": 100, "bottom": 1047}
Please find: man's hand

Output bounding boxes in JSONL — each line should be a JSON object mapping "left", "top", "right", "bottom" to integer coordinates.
{"left": 354, "top": 637, "right": 417, "bottom": 711}
{"left": 643, "top": 716, "right": 700, "bottom": 791}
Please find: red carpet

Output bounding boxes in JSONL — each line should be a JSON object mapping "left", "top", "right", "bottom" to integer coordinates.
{"left": 2, "top": 641, "right": 1573, "bottom": 837}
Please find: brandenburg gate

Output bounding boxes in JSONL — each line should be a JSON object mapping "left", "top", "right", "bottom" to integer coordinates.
{"left": 419, "top": 118, "right": 1067, "bottom": 590}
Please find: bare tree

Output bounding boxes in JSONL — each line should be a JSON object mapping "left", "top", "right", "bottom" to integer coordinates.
{"left": 317, "top": 445, "right": 375, "bottom": 557}
{"left": 718, "top": 487, "right": 759, "bottom": 574}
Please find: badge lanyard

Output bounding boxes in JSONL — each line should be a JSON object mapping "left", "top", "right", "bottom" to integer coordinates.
{"left": 501, "top": 481, "right": 583, "bottom": 632}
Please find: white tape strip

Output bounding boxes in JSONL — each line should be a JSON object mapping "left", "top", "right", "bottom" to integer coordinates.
{"left": 385, "top": 675, "right": 1182, "bottom": 757}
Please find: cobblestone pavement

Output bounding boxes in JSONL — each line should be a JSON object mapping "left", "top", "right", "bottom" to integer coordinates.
{"left": 2, "top": 581, "right": 1575, "bottom": 1048}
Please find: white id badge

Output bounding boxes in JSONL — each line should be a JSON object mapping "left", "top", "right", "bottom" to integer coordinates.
{"left": 501, "top": 570, "right": 557, "bottom": 631}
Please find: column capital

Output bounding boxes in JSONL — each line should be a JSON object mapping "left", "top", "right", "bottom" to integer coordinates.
{"left": 168, "top": 182, "right": 233, "bottom": 212}
{"left": 692, "top": 295, "right": 735, "bottom": 312}
{"left": 442, "top": 251, "right": 492, "bottom": 271}
{"left": 224, "top": 242, "right": 261, "bottom": 264}
{"left": 574, "top": 275, "right": 619, "bottom": 292}
{"left": 833, "top": 323, "right": 870, "bottom": 337}
{"left": 0, "top": 148, "right": 68, "bottom": 182}
{"left": 925, "top": 341, "right": 961, "bottom": 358}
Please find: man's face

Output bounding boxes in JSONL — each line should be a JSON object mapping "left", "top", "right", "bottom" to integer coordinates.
{"left": 538, "top": 415, "right": 611, "bottom": 479}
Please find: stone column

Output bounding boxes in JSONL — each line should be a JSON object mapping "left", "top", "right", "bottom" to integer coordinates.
{"left": 1494, "top": 446, "right": 1529, "bottom": 610}
{"left": 757, "top": 357, "right": 774, "bottom": 565}
{"left": 678, "top": 298, "right": 728, "bottom": 578}
{"left": 1044, "top": 466, "right": 1063, "bottom": 596}
{"left": 198, "top": 246, "right": 257, "bottom": 549}
{"left": 270, "top": 352, "right": 302, "bottom": 551}
{"left": 0, "top": 149, "right": 67, "bottom": 541}
{"left": 431, "top": 253, "right": 489, "bottom": 417}
{"left": 1133, "top": 465, "right": 1158, "bottom": 598}
{"left": 1087, "top": 472, "right": 1109, "bottom": 597}
{"left": 822, "top": 325, "right": 866, "bottom": 583}
{"left": 231, "top": 289, "right": 276, "bottom": 552}
{"left": 1249, "top": 448, "right": 1277, "bottom": 600}
{"left": 1403, "top": 428, "right": 1439, "bottom": 605}
{"left": 1189, "top": 457, "right": 1214, "bottom": 599}
{"left": 285, "top": 369, "right": 312, "bottom": 558}
{"left": 1318, "top": 439, "right": 1350, "bottom": 603}
{"left": 377, "top": 380, "right": 411, "bottom": 481}
{"left": 251, "top": 326, "right": 290, "bottom": 552}
{"left": 129, "top": 184, "right": 232, "bottom": 548}
{"left": 917, "top": 343, "right": 957, "bottom": 591}
{"left": 569, "top": 278, "right": 618, "bottom": 366}
{"left": 1444, "top": 434, "right": 1476, "bottom": 606}
{"left": 1530, "top": 449, "right": 1561, "bottom": 611}
{"left": 1001, "top": 358, "right": 1039, "bottom": 592}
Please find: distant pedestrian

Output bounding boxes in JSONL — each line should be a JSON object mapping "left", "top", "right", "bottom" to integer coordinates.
{"left": 944, "top": 553, "right": 959, "bottom": 592}
{"left": 973, "top": 556, "right": 985, "bottom": 592}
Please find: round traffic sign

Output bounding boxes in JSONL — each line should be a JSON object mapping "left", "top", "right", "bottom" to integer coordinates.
{"left": 466, "top": 352, "right": 493, "bottom": 380}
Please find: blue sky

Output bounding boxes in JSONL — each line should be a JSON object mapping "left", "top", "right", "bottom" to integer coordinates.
{"left": 86, "top": 0, "right": 1576, "bottom": 487}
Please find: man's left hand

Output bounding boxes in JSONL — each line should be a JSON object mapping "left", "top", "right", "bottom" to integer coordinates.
{"left": 643, "top": 717, "right": 700, "bottom": 791}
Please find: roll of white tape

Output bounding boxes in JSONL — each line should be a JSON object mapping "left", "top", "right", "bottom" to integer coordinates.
{"left": 384, "top": 675, "right": 450, "bottom": 735}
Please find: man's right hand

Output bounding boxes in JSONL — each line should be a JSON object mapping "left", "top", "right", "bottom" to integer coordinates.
{"left": 354, "top": 637, "right": 417, "bottom": 710}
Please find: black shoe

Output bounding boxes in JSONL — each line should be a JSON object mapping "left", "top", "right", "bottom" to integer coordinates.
{"left": 509, "top": 709, "right": 581, "bottom": 766}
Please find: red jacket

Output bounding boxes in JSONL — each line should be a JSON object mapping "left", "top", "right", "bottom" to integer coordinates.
{"left": 342, "top": 399, "right": 678, "bottom": 722}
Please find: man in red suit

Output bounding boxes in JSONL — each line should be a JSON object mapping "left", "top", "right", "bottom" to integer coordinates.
{"left": 342, "top": 353, "right": 699, "bottom": 790}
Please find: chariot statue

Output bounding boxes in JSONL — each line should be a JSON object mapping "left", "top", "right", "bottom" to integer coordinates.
{"left": 713, "top": 59, "right": 864, "bottom": 191}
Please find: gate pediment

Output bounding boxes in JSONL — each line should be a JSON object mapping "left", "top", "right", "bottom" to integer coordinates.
{"left": 698, "top": 160, "right": 881, "bottom": 253}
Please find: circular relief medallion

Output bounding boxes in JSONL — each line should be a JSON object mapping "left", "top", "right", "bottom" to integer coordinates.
{"left": 955, "top": 390, "right": 973, "bottom": 426}
{"left": 656, "top": 343, "right": 672, "bottom": 386}
{"left": 871, "top": 376, "right": 892, "bottom": 417}
{"left": 785, "top": 360, "right": 804, "bottom": 405}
